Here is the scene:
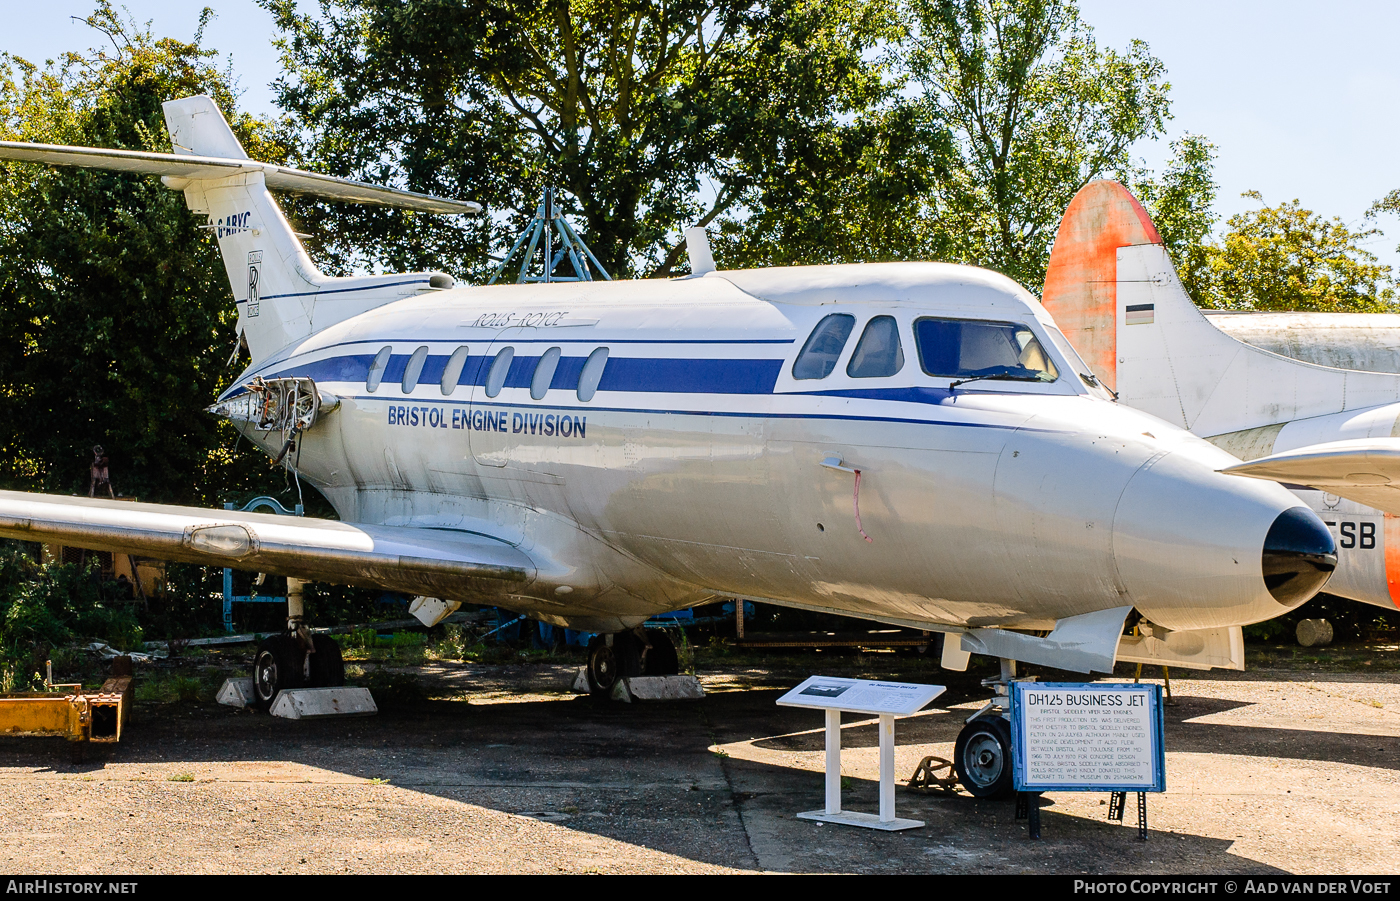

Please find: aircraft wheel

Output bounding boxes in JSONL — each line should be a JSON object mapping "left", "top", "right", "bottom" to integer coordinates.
{"left": 954, "top": 715, "right": 1014, "bottom": 799}
{"left": 251, "top": 634, "right": 304, "bottom": 709}
{"left": 308, "top": 634, "right": 345, "bottom": 687}
{"left": 586, "top": 636, "right": 620, "bottom": 694}
{"left": 643, "top": 631, "right": 679, "bottom": 675}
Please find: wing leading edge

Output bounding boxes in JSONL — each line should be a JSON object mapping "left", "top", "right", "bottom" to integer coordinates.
{"left": 1220, "top": 438, "right": 1400, "bottom": 515}
{"left": 0, "top": 492, "right": 533, "bottom": 599}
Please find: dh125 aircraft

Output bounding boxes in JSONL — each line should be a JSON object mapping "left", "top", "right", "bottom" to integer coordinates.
{"left": 0, "top": 97, "right": 1337, "bottom": 798}
{"left": 1041, "top": 180, "right": 1400, "bottom": 618}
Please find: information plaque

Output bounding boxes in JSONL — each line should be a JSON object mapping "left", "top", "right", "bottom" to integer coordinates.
{"left": 776, "top": 676, "right": 945, "bottom": 831}
{"left": 1010, "top": 682, "right": 1165, "bottom": 793}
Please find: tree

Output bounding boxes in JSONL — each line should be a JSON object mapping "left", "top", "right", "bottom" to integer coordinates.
{"left": 1131, "top": 133, "right": 1217, "bottom": 305}
{"left": 1204, "top": 192, "right": 1395, "bottom": 312}
{"left": 261, "top": 0, "right": 900, "bottom": 279}
{"left": 0, "top": 3, "right": 288, "bottom": 504}
{"left": 903, "top": 0, "right": 1171, "bottom": 287}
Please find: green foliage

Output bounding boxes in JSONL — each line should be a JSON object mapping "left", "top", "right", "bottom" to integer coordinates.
{"left": 0, "top": 3, "right": 288, "bottom": 505}
{"left": 0, "top": 546, "right": 142, "bottom": 687}
{"left": 1203, "top": 192, "right": 1395, "bottom": 312}
{"left": 1131, "top": 134, "right": 1218, "bottom": 305}
{"left": 903, "top": 0, "right": 1171, "bottom": 287}
{"left": 262, "top": 0, "right": 905, "bottom": 278}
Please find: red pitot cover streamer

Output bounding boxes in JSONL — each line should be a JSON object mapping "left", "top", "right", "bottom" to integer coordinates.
{"left": 853, "top": 469, "right": 873, "bottom": 543}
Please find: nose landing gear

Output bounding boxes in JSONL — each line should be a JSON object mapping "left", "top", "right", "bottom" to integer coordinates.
{"left": 952, "top": 658, "right": 1026, "bottom": 799}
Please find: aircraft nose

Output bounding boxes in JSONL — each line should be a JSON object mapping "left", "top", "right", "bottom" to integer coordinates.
{"left": 1261, "top": 507, "right": 1337, "bottom": 605}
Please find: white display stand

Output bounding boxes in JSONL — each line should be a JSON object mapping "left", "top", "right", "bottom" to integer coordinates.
{"left": 777, "top": 676, "right": 945, "bottom": 831}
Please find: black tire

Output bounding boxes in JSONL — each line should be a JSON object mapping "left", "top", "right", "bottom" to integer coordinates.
{"left": 308, "top": 634, "right": 345, "bottom": 687}
{"left": 643, "top": 631, "right": 679, "bottom": 675}
{"left": 251, "top": 634, "right": 304, "bottom": 709}
{"left": 614, "top": 632, "right": 643, "bottom": 679}
{"left": 954, "top": 715, "right": 1015, "bottom": 799}
{"left": 587, "top": 636, "right": 620, "bottom": 694}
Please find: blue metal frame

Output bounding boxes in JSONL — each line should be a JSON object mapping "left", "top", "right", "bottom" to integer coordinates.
{"left": 221, "top": 497, "right": 304, "bottom": 633}
{"left": 1011, "top": 682, "right": 1165, "bottom": 793}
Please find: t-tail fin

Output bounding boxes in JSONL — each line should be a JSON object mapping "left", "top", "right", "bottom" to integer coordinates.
{"left": 0, "top": 94, "right": 478, "bottom": 365}
{"left": 1041, "top": 180, "right": 1400, "bottom": 438}
{"left": 161, "top": 96, "right": 324, "bottom": 360}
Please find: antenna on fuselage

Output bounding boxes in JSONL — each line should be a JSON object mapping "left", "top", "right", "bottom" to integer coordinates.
{"left": 488, "top": 187, "right": 612, "bottom": 285}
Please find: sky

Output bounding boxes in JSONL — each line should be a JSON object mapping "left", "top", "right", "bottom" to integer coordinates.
{"left": 7, "top": 1, "right": 1400, "bottom": 266}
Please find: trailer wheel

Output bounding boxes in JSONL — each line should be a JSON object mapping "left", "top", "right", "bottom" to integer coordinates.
{"left": 251, "top": 634, "right": 304, "bottom": 709}
{"left": 309, "top": 635, "right": 345, "bottom": 687}
{"left": 954, "top": 715, "right": 1014, "bottom": 799}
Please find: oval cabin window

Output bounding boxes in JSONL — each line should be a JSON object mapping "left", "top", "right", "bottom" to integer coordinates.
{"left": 577, "top": 347, "right": 609, "bottom": 402}
{"left": 532, "top": 347, "right": 562, "bottom": 400}
{"left": 366, "top": 346, "right": 392, "bottom": 393}
{"left": 441, "top": 346, "right": 469, "bottom": 395}
{"left": 485, "top": 346, "right": 514, "bottom": 398}
{"left": 401, "top": 345, "right": 429, "bottom": 393}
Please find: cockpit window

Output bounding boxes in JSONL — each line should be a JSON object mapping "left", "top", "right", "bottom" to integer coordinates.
{"left": 792, "top": 314, "right": 855, "bottom": 380}
{"left": 847, "top": 316, "right": 905, "bottom": 378}
{"left": 914, "top": 318, "right": 1058, "bottom": 383}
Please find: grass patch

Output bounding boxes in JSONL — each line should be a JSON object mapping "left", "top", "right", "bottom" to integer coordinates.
{"left": 167, "top": 773, "right": 195, "bottom": 783}
{"left": 136, "top": 673, "right": 214, "bottom": 704}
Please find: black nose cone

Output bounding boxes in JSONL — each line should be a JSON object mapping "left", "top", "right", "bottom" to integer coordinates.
{"left": 1262, "top": 507, "right": 1337, "bottom": 606}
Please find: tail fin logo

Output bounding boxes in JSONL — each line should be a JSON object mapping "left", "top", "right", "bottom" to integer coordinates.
{"left": 247, "top": 251, "right": 262, "bottom": 318}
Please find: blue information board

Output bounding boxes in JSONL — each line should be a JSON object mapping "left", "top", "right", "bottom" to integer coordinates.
{"left": 1011, "top": 682, "right": 1165, "bottom": 793}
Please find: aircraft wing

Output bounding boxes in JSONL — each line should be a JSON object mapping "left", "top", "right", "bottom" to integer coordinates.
{"left": 1220, "top": 438, "right": 1400, "bottom": 514}
{"left": 0, "top": 491, "right": 532, "bottom": 598}
{"left": 0, "top": 141, "right": 481, "bottom": 215}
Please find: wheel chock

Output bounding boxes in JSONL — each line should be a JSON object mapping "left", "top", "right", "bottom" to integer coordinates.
{"left": 610, "top": 675, "right": 705, "bottom": 703}
{"left": 269, "top": 686, "right": 377, "bottom": 719}
{"left": 907, "top": 755, "right": 962, "bottom": 795}
{"left": 216, "top": 678, "right": 255, "bottom": 708}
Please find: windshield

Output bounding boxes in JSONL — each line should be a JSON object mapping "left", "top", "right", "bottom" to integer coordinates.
{"left": 914, "top": 317, "right": 1058, "bottom": 383}
{"left": 1043, "top": 325, "right": 1115, "bottom": 399}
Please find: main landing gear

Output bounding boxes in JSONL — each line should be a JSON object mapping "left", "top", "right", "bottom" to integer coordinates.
{"left": 250, "top": 577, "right": 346, "bottom": 709}
{"left": 952, "top": 658, "right": 1023, "bottom": 799}
{"left": 585, "top": 628, "right": 680, "bottom": 694}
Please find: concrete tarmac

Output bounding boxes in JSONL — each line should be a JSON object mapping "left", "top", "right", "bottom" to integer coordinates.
{"left": 1, "top": 657, "right": 1397, "bottom": 874}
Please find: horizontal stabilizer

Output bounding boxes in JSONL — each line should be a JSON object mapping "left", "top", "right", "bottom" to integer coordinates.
{"left": 0, "top": 141, "right": 480, "bottom": 215}
{"left": 1221, "top": 439, "right": 1400, "bottom": 514}
{"left": 0, "top": 491, "right": 532, "bottom": 599}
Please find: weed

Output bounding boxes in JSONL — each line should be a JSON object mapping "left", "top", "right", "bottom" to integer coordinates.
{"left": 136, "top": 673, "right": 207, "bottom": 704}
{"left": 710, "top": 748, "right": 729, "bottom": 758}
{"left": 366, "top": 777, "right": 389, "bottom": 785}
{"left": 168, "top": 773, "right": 195, "bottom": 783}
{"left": 841, "top": 776, "right": 852, "bottom": 790}
{"left": 561, "top": 805, "right": 579, "bottom": 814}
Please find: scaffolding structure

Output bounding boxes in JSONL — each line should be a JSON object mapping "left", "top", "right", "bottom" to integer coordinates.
{"left": 488, "top": 188, "right": 611, "bottom": 285}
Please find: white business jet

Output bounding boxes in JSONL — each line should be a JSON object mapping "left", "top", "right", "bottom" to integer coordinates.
{"left": 0, "top": 97, "right": 1336, "bottom": 798}
{"left": 1041, "top": 180, "right": 1400, "bottom": 617}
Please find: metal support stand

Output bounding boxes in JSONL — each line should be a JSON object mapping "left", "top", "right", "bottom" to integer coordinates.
{"left": 221, "top": 496, "right": 303, "bottom": 632}
{"left": 488, "top": 188, "right": 611, "bottom": 285}
{"left": 795, "top": 710, "right": 923, "bottom": 831}
{"left": 1015, "top": 791, "right": 1042, "bottom": 839}
{"left": 1109, "top": 791, "right": 1149, "bottom": 840}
